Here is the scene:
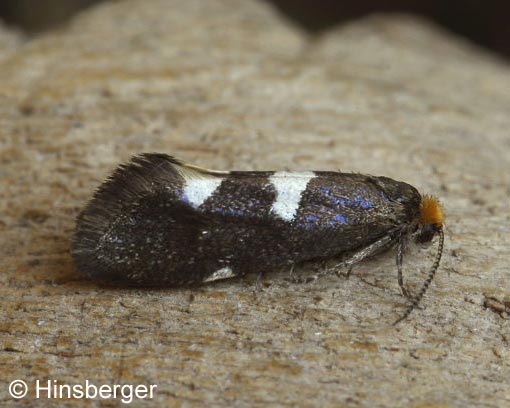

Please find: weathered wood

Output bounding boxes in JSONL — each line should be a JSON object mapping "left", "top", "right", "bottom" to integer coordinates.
{"left": 0, "top": 1, "right": 509, "bottom": 406}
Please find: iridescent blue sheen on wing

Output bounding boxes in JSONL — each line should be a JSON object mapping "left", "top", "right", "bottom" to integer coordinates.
{"left": 320, "top": 185, "right": 375, "bottom": 209}
{"left": 295, "top": 173, "right": 397, "bottom": 230}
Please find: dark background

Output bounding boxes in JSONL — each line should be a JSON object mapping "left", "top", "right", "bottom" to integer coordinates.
{"left": 0, "top": 0, "right": 509, "bottom": 59}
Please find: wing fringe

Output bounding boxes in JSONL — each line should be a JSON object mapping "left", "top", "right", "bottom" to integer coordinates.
{"left": 71, "top": 152, "right": 217, "bottom": 265}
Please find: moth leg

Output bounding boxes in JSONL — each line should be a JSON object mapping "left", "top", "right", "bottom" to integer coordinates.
{"left": 311, "top": 260, "right": 329, "bottom": 282}
{"left": 288, "top": 263, "right": 296, "bottom": 281}
{"left": 344, "top": 263, "right": 354, "bottom": 279}
{"left": 287, "top": 262, "right": 313, "bottom": 284}
{"left": 334, "top": 235, "right": 394, "bottom": 278}
{"left": 255, "top": 270, "right": 267, "bottom": 291}
{"left": 396, "top": 239, "right": 411, "bottom": 298}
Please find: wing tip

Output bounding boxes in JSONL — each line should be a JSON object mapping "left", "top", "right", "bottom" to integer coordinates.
{"left": 71, "top": 153, "right": 182, "bottom": 272}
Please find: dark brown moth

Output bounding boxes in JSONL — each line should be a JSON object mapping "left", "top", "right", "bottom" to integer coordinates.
{"left": 71, "top": 153, "right": 444, "bottom": 323}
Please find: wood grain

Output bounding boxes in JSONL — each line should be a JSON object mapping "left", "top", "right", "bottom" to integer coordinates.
{"left": 0, "top": 1, "right": 509, "bottom": 406}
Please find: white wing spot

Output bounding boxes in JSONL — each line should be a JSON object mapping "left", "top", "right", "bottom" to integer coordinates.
{"left": 182, "top": 176, "right": 223, "bottom": 208}
{"left": 270, "top": 171, "right": 315, "bottom": 221}
{"left": 203, "top": 266, "right": 237, "bottom": 283}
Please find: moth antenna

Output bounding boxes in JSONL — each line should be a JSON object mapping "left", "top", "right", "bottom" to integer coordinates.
{"left": 393, "top": 227, "right": 444, "bottom": 325}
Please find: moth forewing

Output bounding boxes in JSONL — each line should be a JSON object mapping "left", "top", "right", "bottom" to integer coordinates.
{"left": 72, "top": 153, "right": 444, "bottom": 322}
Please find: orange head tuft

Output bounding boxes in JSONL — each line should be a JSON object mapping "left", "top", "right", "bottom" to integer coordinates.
{"left": 419, "top": 195, "right": 444, "bottom": 227}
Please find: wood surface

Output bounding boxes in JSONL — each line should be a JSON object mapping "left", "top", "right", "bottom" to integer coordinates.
{"left": 0, "top": 1, "right": 509, "bottom": 406}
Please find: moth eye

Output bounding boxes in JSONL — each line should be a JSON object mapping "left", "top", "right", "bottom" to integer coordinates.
{"left": 416, "top": 224, "right": 437, "bottom": 243}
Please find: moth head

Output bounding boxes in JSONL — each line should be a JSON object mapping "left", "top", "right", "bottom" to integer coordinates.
{"left": 394, "top": 194, "right": 445, "bottom": 324}
{"left": 415, "top": 195, "right": 444, "bottom": 243}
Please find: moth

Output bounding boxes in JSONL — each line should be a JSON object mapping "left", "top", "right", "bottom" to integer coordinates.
{"left": 72, "top": 153, "right": 444, "bottom": 323}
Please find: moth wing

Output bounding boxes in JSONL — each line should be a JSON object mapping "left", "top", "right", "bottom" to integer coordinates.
{"left": 72, "top": 153, "right": 211, "bottom": 283}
